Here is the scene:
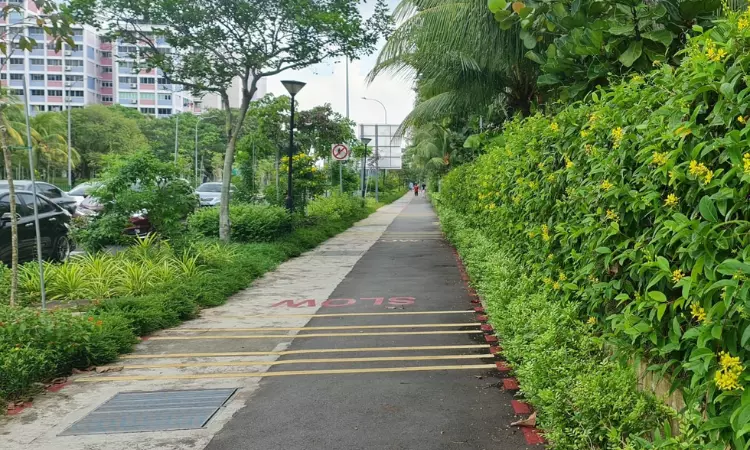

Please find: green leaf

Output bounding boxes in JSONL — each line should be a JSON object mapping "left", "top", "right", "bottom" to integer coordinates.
{"left": 525, "top": 51, "right": 545, "bottom": 65}
{"left": 699, "top": 196, "right": 719, "bottom": 223}
{"left": 520, "top": 29, "right": 537, "bottom": 49}
{"left": 618, "top": 41, "right": 643, "bottom": 67}
{"left": 731, "top": 404, "right": 750, "bottom": 432}
{"left": 488, "top": 0, "right": 508, "bottom": 14}
{"left": 742, "top": 325, "right": 750, "bottom": 347}
{"left": 711, "top": 324, "right": 723, "bottom": 340}
{"left": 657, "top": 304, "right": 667, "bottom": 321}
{"left": 608, "top": 24, "right": 635, "bottom": 36}
{"left": 642, "top": 29, "right": 674, "bottom": 47}
{"left": 648, "top": 291, "right": 667, "bottom": 303}
{"left": 703, "top": 416, "right": 730, "bottom": 430}
{"left": 595, "top": 247, "right": 611, "bottom": 254}
{"left": 717, "top": 259, "right": 750, "bottom": 276}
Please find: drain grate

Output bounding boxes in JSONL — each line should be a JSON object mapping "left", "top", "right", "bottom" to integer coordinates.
{"left": 59, "top": 388, "right": 237, "bottom": 436}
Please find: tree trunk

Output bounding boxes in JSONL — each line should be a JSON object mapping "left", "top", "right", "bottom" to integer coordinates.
{"left": 0, "top": 125, "right": 18, "bottom": 307}
{"left": 218, "top": 78, "right": 257, "bottom": 241}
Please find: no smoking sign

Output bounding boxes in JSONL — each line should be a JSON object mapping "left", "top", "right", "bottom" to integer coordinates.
{"left": 331, "top": 143, "right": 350, "bottom": 161}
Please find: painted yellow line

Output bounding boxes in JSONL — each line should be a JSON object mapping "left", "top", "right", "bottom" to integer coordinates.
{"left": 76, "top": 364, "right": 499, "bottom": 382}
{"left": 171, "top": 323, "right": 481, "bottom": 332}
{"left": 213, "top": 311, "right": 474, "bottom": 319}
{"left": 120, "top": 354, "right": 496, "bottom": 369}
{"left": 147, "top": 330, "right": 484, "bottom": 340}
{"left": 120, "top": 344, "right": 491, "bottom": 359}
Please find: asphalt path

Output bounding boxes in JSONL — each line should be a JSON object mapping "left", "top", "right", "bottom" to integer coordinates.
{"left": 205, "top": 195, "right": 530, "bottom": 450}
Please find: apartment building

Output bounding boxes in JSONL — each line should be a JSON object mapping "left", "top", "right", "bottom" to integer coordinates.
{"left": 0, "top": 0, "right": 200, "bottom": 116}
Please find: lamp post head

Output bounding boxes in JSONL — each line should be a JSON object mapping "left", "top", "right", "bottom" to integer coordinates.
{"left": 361, "top": 137, "right": 371, "bottom": 146}
{"left": 281, "top": 80, "right": 306, "bottom": 96}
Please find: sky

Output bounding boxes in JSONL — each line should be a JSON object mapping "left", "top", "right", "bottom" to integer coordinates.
{"left": 265, "top": 0, "right": 415, "bottom": 129}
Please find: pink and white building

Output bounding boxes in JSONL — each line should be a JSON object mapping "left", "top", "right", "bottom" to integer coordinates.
{"left": 0, "top": 0, "right": 200, "bottom": 116}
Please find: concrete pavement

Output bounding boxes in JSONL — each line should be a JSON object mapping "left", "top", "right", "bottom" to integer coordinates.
{"left": 0, "top": 194, "right": 533, "bottom": 450}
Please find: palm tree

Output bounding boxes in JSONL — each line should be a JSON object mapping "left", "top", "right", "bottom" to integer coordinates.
{"left": 369, "top": 0, "right": 537, "bottom": 129}
{"left": 30, "top": 112, "right": 79, "bottom": 181}
{"left": 404, "top": 122, "right": 457, "bottom": 179}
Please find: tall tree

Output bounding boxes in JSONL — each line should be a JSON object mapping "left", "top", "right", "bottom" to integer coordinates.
{"left": 69, "top": 0, "right": 391, "bottom": 240}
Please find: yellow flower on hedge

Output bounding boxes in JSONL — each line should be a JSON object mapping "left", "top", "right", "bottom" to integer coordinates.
{"left": 606, "top": 209, "right": 619, "bottom": 221}
{"left": 543, "top": 277, "right": 553, "bottom": 285}
{"left": 547, "top": 254, "right": 554, "bottom": 260}
{"left": 565, "top": 155, "right": 574, "bottom": 169}
{"left": 552, "top": 281, "right": 561, "bottom": 290}
{"left": 739, "top": 116, "right": 747, "bottom": 125}
{"left": 584, "top": 144, "right": 593, "bottom": 155}
{"left": 537, "top": 162, "right": 545, "bottom": 170}
{"left": 631, "top": 75, "right": 644, "bottom": 84}
{"left": 652, "top": 152, "right": 668, "bottom": 166}
{"left": 704, "top": 170, "right": 714, "bottom": 184}
{"left": 690, "top": 303, "right": 707, "bottom": 323}
{"left": 611, "top": 127, "right": 624, "bottom": 148}
{"left": 740, "top": 17, "right": 750, "bottom": 31}
{"left": 547, "top": 174, "right": 556, "bottom": 182}
{"left": 587, "top": 317, "right": 597, "bottom": 325}
{"left": 558, "top": 272, "right": 567, "bottom": 281}
{"left": 743, "top": 153, "right": 750, "bottom": 174}
{"left": 688, "top": 160, "right": 713, "bottom": 183}
{"left": 550, "top": 122, "right": 560, "bottom": 132}
{"left": 601, "top": 180, "right": 614, "bottom": 191}
{"left": 541, "top": 224, "right": 550, "bottom": 241}
{"left": 652, "top": 60, "right": 662, "bottom": 67}
{"left": 665, "top": 193, "right": 679, "bottom": 207}
{"left": 672, "top": 269, "right": 685, "bottom": 283}
{"left": 715, "top": 351, "right": 744, "bottom": 391}
{"left": 581, "top": 130, "right": 591, "bottom": 138}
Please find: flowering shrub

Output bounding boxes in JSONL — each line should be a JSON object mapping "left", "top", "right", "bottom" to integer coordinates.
{"left": 438, "top": 12, "right": 750, "bottom": 446}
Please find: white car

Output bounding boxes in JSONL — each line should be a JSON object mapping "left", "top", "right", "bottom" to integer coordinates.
{"left": 67, "top": 182, "right": 102, "bottom": 207}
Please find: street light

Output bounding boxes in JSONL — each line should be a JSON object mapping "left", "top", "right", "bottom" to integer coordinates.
{"left": 194, "top": 116, "right": 204, "bottom": 187}
{"left": 360, "top": 137, "right": 371, "bottom": 198}
{"left": 281, "top": 80, "right": 306, "bottom": 213}
{"left": 361, "top": 97, "right": 388, "bottom": 124}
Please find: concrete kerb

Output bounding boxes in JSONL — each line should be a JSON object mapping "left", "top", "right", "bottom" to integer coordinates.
{"left": 0, "top": 194, "right": 413, "bottom": 450}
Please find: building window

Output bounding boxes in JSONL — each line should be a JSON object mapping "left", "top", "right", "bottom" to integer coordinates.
{"left": 140, "top": 77, "right": 155, "bottom": 84}
{"left": 102, "top": 66, "right": 113, "bottom": 73}
{"left": 157, "top": 77, "right": 168, "bottom": 84}
{"left": 28, "top": 27, "right": 44, "bottom": 36}
{"left": 49, "top": 105, "right": 62, "bottom": 112}
{"left": 32, "top": 43, "right": 44, "bottom": 50}
{"left": 158, "top": 108, "right": 172, "bottom": 115}
{"left": 65, "top": 60, "right": 84, "bottom": 67}
{"left": 32, "top": 105, "right": 46, "bottom": 112}
{"left": 101, "top": 81, "right": 113, "bottom": 88}
{"left": 140, "top": 93, "right": 155, "bottom": 100}
{"left": 30, "top": 58, "right": 44, "bottom": 65}
{"left": 101, "top": 51, "right": 112, "bottom": 58}
{"left": 65, "top": 90, "right": 84, "bottom": 97}
{"left": 102, "top": 96, "right": 113, "bottom": 102}
{"left": 31, "top": 74, "right": 44, "bottom": 81}
{"left": 72, "top": 29, "right": 83, "bottom": 37}
{"left": 158, "top": 94, "right": 171, "bottom": 101}
{"left": 9, "top": 58, "right": 23, "bottom": 65}
{"left": 9, "top": 73, "right": 23, "bottom": 80}
{"left": 10, "top": 89, "right": 23, "bottom": 96}
{"left": 140, "top": 107, "right": 155, "bottom": 114}
{"left": 47, "top": 59, "right": 62, "bottom": 67}
{"left": 119, "top": 61, "right": 135, "bottom": 68}
{"left": 73, "top": 44, "right": 83, "bottom": 52}
{"left": 119, "top": 76, "right": 137, "bottom": 84}
{"left": 119, "top": 92, "right": 137, "bottom": 100}
{"left": 65, "top": 75, "right": 84, "bottom": 82}
{"left": 48, "top": 74, "right": 62, "bottom": 81}
{"left": 48, "top": 90, "right": 63, "bottom": 96}
{"left": 118, "top": 46, "right": 137, "bottom": 54}
{"left": 30, "top": 89, "right": 45, "bottom": 96}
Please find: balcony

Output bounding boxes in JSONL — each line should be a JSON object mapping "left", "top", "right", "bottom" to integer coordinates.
{"left": 66, "top": 81, "right": 84, "bottom": 88}
{"left": 99, "top": 87, "right": 113, "bottom": 95}
{"left": 140, "top": 68, "right": 155, "bottom": 75}
{"left": 9, "top": 63, "right": 24, "bottom": 71}
{"left": 119, "top": 98, "right": 137, "bottom": 106}
{"left": 100, "top": 42, "right": 112, "bottom": 51}
{"left": 140, "top": 83, "right": 155, "bottom": 91}
{"left": 30, "top": 48, "right": 44, "bottom": 56}
{"left": 48, "top": 80, "right": 63, "bottom": 87}
{"left": 68, "top": 97, "right": 84, "bottom": 104}
{"left": 47, "top": 96, "right": 63, "bottom": 103}
{"left": 100, "top": 72, "right": 113, "bottom": 81}
{"left": 157, "top": 98, "right": 172, "bottom": 106}
{"left": 100, "top": 57, "right": 112, "bottom": 66}
{"left": 65, "top": 66, "right": 84, "bottom": 73}
{"left": 47, "top": 65, "right": 62, "bottom": 72}
{"left": 30, "top": 64, "right": 44, "bottom": 72}
{"left": 118, "top": 66, "right": 135, "bottom": 74}
{"left": 9, "top": 79, "right": 22, "bottom": 87}
{"left": 30, "top": 79, "right": 44, "bottom": 87}
{"left": 47, "top": 50, "right": 61, "bottom": 57}
{"left": 140, "top": 99, "right": 155, "bottom": 105}
{"left": 30, "top": 95, "right": 45, "bottom": 103}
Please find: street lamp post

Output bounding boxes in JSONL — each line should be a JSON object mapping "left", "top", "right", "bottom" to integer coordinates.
{"left": 361, "top": 97, "right": 388, "bottom": 202}
{"left": 361, "top": 97, "right": 388, "bottom": 124}
{"left": 281, "top": 80, "right": 306, "bottom": 213}
{"left": 194, "top": 116, "right": 204, "bottom": 187}
{"left": 173, "top": 113, "right": 179, "bottom": 165}
{"left": 360, "top": 137, "right": 371, "bottom": 198}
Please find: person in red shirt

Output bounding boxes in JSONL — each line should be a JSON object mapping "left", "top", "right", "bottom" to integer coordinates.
{"left": 414, "top": 183, "right": 420, "bottom": 196}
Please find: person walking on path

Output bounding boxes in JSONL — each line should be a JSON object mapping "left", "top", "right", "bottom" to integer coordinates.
{"left": 414, "top": 183, "right": 420, "bottom": 196}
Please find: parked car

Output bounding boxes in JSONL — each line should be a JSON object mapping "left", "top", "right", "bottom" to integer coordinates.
{"left": 67, "top": 181, "right": 103, "bottom": 207}
{"left": 196, "top": 182, "right": 235, "bottom": 206}
{"left": 0, "top": 189, "right": 73, "bottom": 265}
{"left": 0, "top": 181, "right": 77, "bottom": 215}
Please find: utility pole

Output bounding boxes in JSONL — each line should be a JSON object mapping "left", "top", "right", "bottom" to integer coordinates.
{"left": 173, "top": 113, "right": 179, "bottom": 165}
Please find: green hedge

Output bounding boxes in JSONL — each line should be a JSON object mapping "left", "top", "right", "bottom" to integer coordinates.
{"left": 437, "top": 13, "right": 750, "bottom": 448}
{"left": 188, "top": 204, "right": 291, "bottom": 242}
{"left": 0, "top": 193, "right": 394, "bottom": 405}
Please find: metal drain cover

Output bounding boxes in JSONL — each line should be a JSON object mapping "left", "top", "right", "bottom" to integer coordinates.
{"left": 59, "top": 388, "right": 237, "bottom": 435}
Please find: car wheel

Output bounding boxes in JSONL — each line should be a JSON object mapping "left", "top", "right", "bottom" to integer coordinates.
{"left": 52, "top": 236, "right": 71, "bottom": 262}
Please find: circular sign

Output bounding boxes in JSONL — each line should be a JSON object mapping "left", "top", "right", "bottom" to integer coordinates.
{"left": 331, "top": 144, "right": 350, "bottom": 161}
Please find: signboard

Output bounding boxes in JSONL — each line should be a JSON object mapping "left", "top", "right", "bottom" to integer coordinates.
{"left": 331, "top": 143, "right": 350, "bottom": 161}
{"left": 358, "top": 124, "right": 403, "bottom": 170}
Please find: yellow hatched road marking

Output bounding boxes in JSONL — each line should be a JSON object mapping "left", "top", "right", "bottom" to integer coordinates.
{"left": 76, "top": 364, "right": 498, "bottom": 382}
{"left": 120, "top": 354, "right": 496, "bottom": 369}
{"left": 148, "top": 330, "right": 484, "bottom": 340}
{"left": 213, "top": 311, "right": 474, "bottom": 319}
{"left": 171, "top": 323, "right": 481, "bottom": 332}
{"left": 120, "top": 344, "right": 491, "bottom": 359}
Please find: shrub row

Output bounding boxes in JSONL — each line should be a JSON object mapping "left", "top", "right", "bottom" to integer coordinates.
{"left": 0, "top": 193, "right": 393, "bottom": 405}
{"left": 188, "top": 204, "right": 291, "bottom": 242}
{"left": 436, "top": 12, "right": 750, "bottom": 448}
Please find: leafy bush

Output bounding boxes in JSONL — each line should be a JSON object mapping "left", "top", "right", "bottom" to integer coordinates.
{"left": 436, "top": 12, "right": 750, "bottom": 447}
{"left": 306, "top": 194, "right": 367, "bottom": 222}
{"left": 188, "top": 203, "right": 291, "bottom": 242}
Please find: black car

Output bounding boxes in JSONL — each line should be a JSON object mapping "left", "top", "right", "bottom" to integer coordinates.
{"left": 0, "top": 189, "right": 73, "bottom": 265}
{"left": 0, "top": 181, "right": 77, "bottom": 215}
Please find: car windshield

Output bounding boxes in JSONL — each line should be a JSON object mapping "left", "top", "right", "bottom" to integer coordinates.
{"left": 197, "top": 183, "right": 222, "bottom": 193}
{"left": 0, "top": 181, "right": 30, "bottom": 190}
{"left": 68, "top": 182, "right": 101, "bottom": 196}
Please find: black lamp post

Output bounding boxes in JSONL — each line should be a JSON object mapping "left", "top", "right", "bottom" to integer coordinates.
{"left": 281, "top": 80, "right": 306, "bottom": 212}
{"left": 360, "top": 137, "right": 371, "bottom": 198}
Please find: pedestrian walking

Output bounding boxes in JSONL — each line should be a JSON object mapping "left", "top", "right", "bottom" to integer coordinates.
{"left": 413, "top": 183, "right": 419, "bottom": 197}
{"left": 421, "top": 183, "right": 426, "bottom": 193}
